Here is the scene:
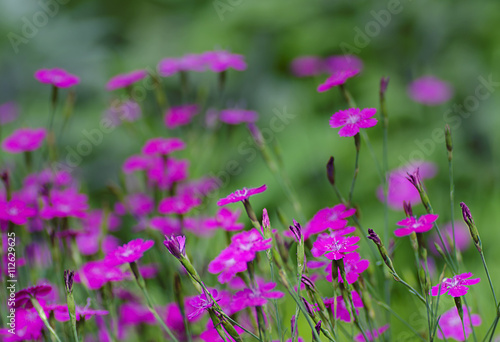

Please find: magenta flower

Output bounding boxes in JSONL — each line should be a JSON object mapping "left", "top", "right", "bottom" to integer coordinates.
{"left": 317, "top": 69, "right": 360, "bottom": 92}
{"left": 158, "top": 194, "right": 201, "bottom": 215}
{"left": 329, "top": 108, "right": 378, "bottom": 137}
{"left": 179, "top": 54, "right": 206, "bottom": 72}
{"left": 15, "top": 284, "right": 52, "bottom": 308}
{"left": 142, "top": 137, "right": 186, "bottom": 155}
{"left": 51, "top": 300, "right": 108, "bottom": 322}
{"left": 0, "top": 102, "right": 19, "bottom": 125}
{"left": 437, "top": 306, "right": 481, "bottom": 341}
{"left": 0, "top": 199, "right": 36, "bottom": 225}
{"left": 183, "top": 217, "right": 217, "bottom": 237}
{"left": 202, "top": 50, "right": 247, "bottom": 72}
{"left": 40, "top": 188, "right": 89, "bottom": 219}
{"left": 119, "top": 303, "right": 155, "bottom": 326}
{"left": 34, "top": 68, "right": 80, "bottom": 88}
{"left": 311, "top": 234, "right": 360, "bottom": 260}
{"left": 105, "top": 100, "right": 141, "bottom": 125}
{"left": 354, "top": 325, "right": 389, "bottom": 342}
{"left": 188, "top": 289, "right": 220, "bottom": 319}
{"left": 394, "top": 214, "right": 438, "bottom": 237}
{"left": 205, "top": 207, "right": 245, "bottom": 231}
{"left": 177, "top": 177, "right": 219, "bottom": 198}
{"left": 324, "top": 291, "right": 363, "bottom": 322}
{"left": 157, "top": 58, "right": 182, "bottom": 77}
{"left": 430, "top": 272, "right": 480, "bottom": 297}
{"left": 164, "top": 235, "right": 186, "bottom": 259}
{"left": 303, "top": 204, "right": 356, "bottom": 239}
{"left": 2, "top": 127, "right": 47, "bottom": 153}
{"left": 77, "top": 233, "right": 119, "bottom": 256}
{"left": 124, "top": 193, "right": 155, "bottom": 216}
{"left": 217, "top": 184, "right": 267, "bottom": 206}
{"left": 122, "top": 154, "right": 154, "bottom": 173}
{"left": 75, "top": 260, "right": 129, "bottom": 290}
{"left": 200, "top": 323, "right": 244, "bottom": 342}
{"left": 106, "top": 70, "right": 148, "bottom": 91}
{"left": 105, "top": 239, "right": 154, "bottom": 266}
{"left": 150, "top": 216, "right": 182, "bottom": 235}
{"left": 327, "top": 252, "right": 370, "bottom": 284}
{"left": 324, "top": 55, "right": 363, "bottom": 74}
{"left": 208, "top": 247, "right": 249, "bottom": 283}
{"left": 164, "top": 104, "right": 199, "bottom": 129}
{"left": 219, "top": 109, "right": 259, "bottom": 125}
{"left": 0, "top": 307, "right": 44, "bottom": 340}
{"left": 233, "top": 281, "right": 284, "bottom": 311}
{"left": 408, "top": 76, "right": 453, "bottom": 106}
{"left": 430, "top": 221, "right": 471, "bottom": 255}
{"left": 290, "top": 56, "right": 324, "bottom": 77}
{"left": 147, "top": 157, "right": 189, "bottom": 190}
{"left": 231, "top": 228, "right": 272, "bottom": 254}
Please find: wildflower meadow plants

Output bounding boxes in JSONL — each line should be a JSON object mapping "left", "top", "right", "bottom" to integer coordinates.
{"left": 1, "top": 47, "right": 500, "bottom": 342}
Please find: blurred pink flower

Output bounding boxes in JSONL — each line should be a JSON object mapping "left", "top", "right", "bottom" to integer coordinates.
{"left": 317, "top": 69, "right": 360, "bottom": 92}
{"left": 429, "top": 220, "right": 471, "bottom": 255}
{"left": 217, "top": 184, "right": 267, "bottom": 206}
{"left": 122, "top": 154, "right": 154, "bottom": 173}
{"left": 327, "top": 252, "right": 370, "bottom": 284}
{"left": 0, "top": 199, "right": 36, "bottom": 225}
{"left": 438, "top": 306, "right": 481, "bottom": 341}
{"left": 354, "top": 325, "right": 389, "bottom": 342}
{"left": 2, "top": 128, "right": 47, "bottom": 153}
{"left": 158, "top": 194, "right": 201, "bottom": 215}
{"left": 311, "top": 234, "right": 360, "bottom": 260}
{"left": 0, "top": 307, "right": 44, "bottom": 340}
{"left": 329, "top": 107, "right": 378, "bottom": 137}
{"left": 394, "top": 214, "right": 438, "bottom": 237}
{"left": 105, "top": 238, "right": 154, "bottom": 266}
{"left": 119, "top": 303, "right": 155, "bottom": 326}
{"left": 149, "top": 216, "right": 182, "bottom": 235}
{"left": 40, "top": 188, "right": 89, "bottom": 219}
{"left": 157, "top": 58, "right": 182, "bottom": 77}
{"left": 106, "top": 70, "right": 148, "bottom": 91}
{"left": 142, "top": 137, "right": 186, "bottom": 155}
{"left": 179, "top": 54, "right": 206, "bottom": 72}
{"left": 34, "top": 68, "right": 80, "bottom": 88}
{"left": 15, "top": 284, "right": 52, "bottom": 308}
{"left": 208, "top": 247, "right": 250, "bottom": 284}
{"left": 290, "top": 56, "right": 324, "bottom": 77}
{"left": 105, "top": 100, "right": 141, "bottom": 126}
{"left": 0, "top": 102, "right": 19, "bottom": 125}
{"left": 75, "top": 260, "right": 129, "bottom": 290}
{"left": 233, "top": 281, "right": 284, "bottom": 311}
{"left": 124, "top": 193, "right": 155, "bottom": 216}
{"left": 219, "top": 109, "right": 258, "bottom": 125}
{"left": 205, "top": 207, "right": 245, "bottom": 231}
{"left": 202, "top": 50, "right": 247, "bottom": 72}
{"left": 430, "top": 272, "right": 480, "bottom": 297}
{"left": 408, "top": 76, "right": 453, "bottom": 105}
{"left": 164, "top": 104, "right": 199, "bottom": 129}
{"left": 324, "top": 55, "right": 363, "bottom": 73}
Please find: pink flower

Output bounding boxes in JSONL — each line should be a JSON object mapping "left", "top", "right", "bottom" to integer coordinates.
{"left": 157, "top": 58, "right": 182, "bottom": 77}
{"left": 188, "top": 289, "right": 220, "bottom": 319}
{"left": 394, "top": 214, "right": 438, "bottom": 237}
{"left": 164, "top": 235, "right": 186, "bottom": 259}
{"left": 122, "top": 154, "right": 154, "bottom": 173}
{"left": 354, "top": 325, "right": 389, "bottom": 342}
{"left": 302, "top": 204, "right": 356, "bottom": 239}
{"left": 0, "top": 102, "right": 19, "bottom": 125}
{"left": 326, "top": 252, "right": 370, "bottom": 284}
{"left": 430, "top": 221, "right": 471, "bottom": 255}
{"left": 324, "top": 55, "right": 363, "bottom": 74}
{"left": 430, "top": 272, "right": 480, "bottom": 297}
{"left": 105, "top": 239, "right": 154, "bottom": 266}
{"left": 142, "top": 137, "right": 186, "bottom": 155}
{"left": 179, "top": 54, "right": 206, "bottom": 72}
{"left": 376, "top": 161, "right": 437, "bottom": 210}
{"left": 311, "top": 234, "right": 360, "bottom": 260}
{"left": 158, "top": 194, "right": 201, "bottom": 215}
{"left": 147, "top": 157, "right": 189, "bottom": 190}
{"left": 149, "top": 216, "right": 182, "bottom": 235}
{"left": 437, "top": 306, "right": 481, "bottom": 341}
{"left": 290, "top": 56, "right": 324, "bottom": 77}
{"left": 205, "top": 207, "right": 245, "bottom": 231}
{"left": 0, "top": 307, "right": 44, "bottom": 340}
{"left": 119, "top": 303, "right": 156, "bottom": 326}
{"left": 324, "top": 290, "right": 363, "bottom": 322}
{"left": 202, "top": 50, "right": 247, "bottom": 72}
{"left": 75, "top": 260, "right": 129, "bottom": 290}
{"left": 317, "top": 69, "right": 360, "bottom": 92}
{"left": 200, "top": 323, "right": 244, "bottom": 342}
{"left": 51, "top": 300, "right": 108, "bottom": 322}
{"left": 164, "top": 104, "right": 199, "bottom": 129}
{"left": 2, "top": 127, "right": 47, "bottom": 153}
{"left": 40, "top": 188, "right": 89, "bottom": 219}
{"left": 15, "top": 284, "right": 52, "bottom": 308}
{"left": 329, "top": 108, "right": 378, "bottom": 137}
{"left": 233, "top": 281, "right": 284, "bottom": 311}
{"left": 208, "top": 247, "right": 249, "bottom": 283}
{"left": 0, "top": 199, "right": 36, "bottom": 225}
{"left": 231, "top": 228, "right": 272, "bottom": 254}
{"left": 217, "top": 184, "right": 267, "bottom": 206}
{"left": 105, "top": 100, "right": 141, "bottom": 125}
{"left": 34, "top": 68, "right": 80, "bottom": 88}
{"left": 219, "top": 109, "right": 259, "bottom": 125}
{"left": 408, "top": 76, "right": 453, "bottom": 106}
{"left": 106, "top": 70, "right": 148, "bottom": 91}
{"left": 124, "top": 193, "right": 155, "bottom": 216}
{"left": 76, "top": 233, "right": 119, "bottom": 256}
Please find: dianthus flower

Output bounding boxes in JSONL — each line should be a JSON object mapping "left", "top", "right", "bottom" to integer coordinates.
{"left": 437, "top": 306, "right": 481, "bottom": 341}
{"left": 15, "top": 284, "right": 52, "bottom": 308}
{"left": 105, "top": 239, "right": 154, "bottom": 266}
{"left": 142, "top": 137, "right": 186, "bottom": 155}
{"left": 231, "top": 228, "right": 272, "bottom": 254}
{"left": 317, "top": 69, "right": 360, "bottom": 92}
{"left": 202, "top": 50, "right": 247, "bottom": 72}
{"left": 106, "top": 70, "right": 148, "bottom": 91}
{"left": 164, "top": 235, "right": 186, "bottom": 259}
{"left": 119, "top": 303, "right": 156, "bottom": 326}
{"left": 430, "top": 272, "right": 480, "bottom": 297}
{"left": 217, "top": 184, "right": 267, "bottom": 206}
{"left": 324, "top": 55, "right": 363, "bottom": 74}
{"left": 157, "top": 58, "right": 182, "bottom": 77}
{"left": 219, "top": 109, "right": 258, "bottom": 125}
{"left": 188, "top": 289, "right": 220, "bottom": 319}
{"left": 105, "top": 100, "right": 141, "bottom": 125}
{"left": 311, "top": 234, "right": 360, "bottom": 260}
{"left": 205, "top": 207, "right": 245, "bottom": 231}
{"left": 0, "top": 199, "right": 36, "bottom": 225}
{"left": 208, "top": 247, "right": 249, "bottom": 283}
{"left": 394, "top": 214, "right": 438, "bottom": 237}
{"left": 325, "top": 252, "right": 370, "bottom": 284}
{"left": 303, "top": 204, "right": 356, "bottom": 239}
{"left": 290, "top": 56, "right": 324, "bottom": 77}
{"left": 232, "top": 281, "right": 284, "bottom": 311}
{"left": 124, "top": 193, "right": 155, "bottom": 216}
{"left": 158, "top": 194, "right": 201, "bottom": 215}
{"left": 75, "top": 260, "right": 129, "bottom": 290}
{"left": 0, "top": 307, "right": 44, "bottom": 340}
{"left": 34, "top": 68, "right": 80, "bottom": 88}
{"left": 179, "top": 54, "right": 206, "bottom": 72}
{"left": 354, "top": 325, "right": 389, "bottom": 342}
{"left": 40, "top": 188, "right": 89, "bottom": 219}
{"left": 2, "top": 128, "right": 47, "bottom": 153}
{"left": 329, "top": 107, "right": 378, "bottom": 137}
{"left": 122, "top": 154, "right": 155, "bottom": 173}
{"left": 407, "top": 76, "right": 453, "bottom": 106}
{"left": 150, "top": 216, "right": 182, "bottom": 235}
{"left": 164, "top": 104, "right": 199, "bottom": 129}
{"left": 147, "top": 157, "right": 189, "bottom": 190}
{"left": 324, "top": 291, "right": 363, "bottom": 322}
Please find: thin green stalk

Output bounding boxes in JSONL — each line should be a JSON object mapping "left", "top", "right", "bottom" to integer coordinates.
{"left": 31, "top": 297, "right": 63, "bottom": 342}
{"left": 348, "top": 134, "right": 360, "bottom": 206}
{"left": 479, "top": 251, "right": 498, "bottom": 307}
{"left": 448, "top": 154, "right": 457, "bottom": 265}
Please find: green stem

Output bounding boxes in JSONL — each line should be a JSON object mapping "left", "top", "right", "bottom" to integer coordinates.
{"left": 31, "top": 297, "right": 63, "bottom": 342}
{"left": 348, "top": 134, "right": 360, "bottom": 206}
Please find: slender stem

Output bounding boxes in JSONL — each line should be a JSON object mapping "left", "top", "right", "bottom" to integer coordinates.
{"left": 348, "top": 134, "right": 360, "bottom": 206}
{"left": 31, "top": 297, "right": 63, "bottom": 342}
{"left": 479, "top": 251, "right": 498, "bottom": 308}
{"left": 448, "top": 155, "right": 458, "bottom": 265}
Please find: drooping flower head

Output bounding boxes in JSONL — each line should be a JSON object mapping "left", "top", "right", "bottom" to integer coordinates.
{"left": 437, "top": 306, "right": 481, "bottom": 341}
{"left": 164, "top": 104, "right": 199, "bottom": 129}
{"left": 329, "top": 108, "right": 378, "bottom": 137}
{"left": 394, "top": 214, "right": 438, "bottom": 237}
{"left": 317, "top": 69, "right": 360, "bottom": 92}
{"left": 430, "top": 272, "right": 480, "bottom": 297}
{"left": 106, "top": 70, "right": 148, "bottom": 91}
{"left": 34, "top": 68, "right": 80, "bottom": 88}
{"left": 2, "top": 128, "right": 47, "bottom": 153}
{"left": 105, "top": 239, "right": 154, "bottom": 266}
{"left": 407, "top": 76, "right": 453, "bottom": 106}
{"left": 217, "top": 185, "right": 267, "bottom": 206}
{"left": 142, "top": 137, "right": 186, "bottom": 155}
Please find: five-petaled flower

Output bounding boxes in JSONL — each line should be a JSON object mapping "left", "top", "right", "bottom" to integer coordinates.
{"left": 311, "top": 234, "right": 360, "bottom": 260}
{"left": 430, "top": 272, "right": 480, "bottom": 297}
{"left": 394, "top": 214, "right": 439, "bottom": 237}
{"left": 317, "top": 69, "right": 360, "bottom": 92}
{"left": 329, "top": 108, "right": 378, "bottom": 137}
{"left": 217, "top": 185, "right": 267, "bottom": 206}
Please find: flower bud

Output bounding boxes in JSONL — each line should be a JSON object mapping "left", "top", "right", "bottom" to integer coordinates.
{"left": 460, "top": 202, "right": 482, "bottom": 251}
{"left": 326, "top": 156, "right": 335, "bottom": 185}
{"left": 164, "top": 235, "right": 186, "bottom": 259}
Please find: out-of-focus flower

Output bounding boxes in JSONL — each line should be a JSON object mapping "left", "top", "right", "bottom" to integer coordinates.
{"left": 142, "top": 137, "right": 186, "bottom": 155}
{"left": 317, "top": 69, "right": 360, "bottom": 92}
{"left": 290, "top": 56, "right": 324, "bottom": 77}
{"left": 429, "top": 221, "right": 471, "bottom": 255}
{"left": 407, "top": 76, "right": 453, "bottom": 106}
{"left": 188, "top": 289, "right": 220, "bottom": 319}
{"left": 0, "top": 199, "right": 36, "bottom": 225}
{"left": 15, "top": 284, "right": 52, "bottom": 308}
{"left": 150, "top": 216, "right": 182, "bottom": 235}
{"left": 324, "top": 291, "right": 363, "bottom": 322}
{"left": 202, "top": 50, "right": 247, "bottom": 72}
{"left": 34, "top": 68, "right": 80, "bottom": 88}
{"left": 430, "top": 272, "right": 480, "bottom": 297}
{"left": 124, "top": 193, "right": 155, "bottom": 216}
{"left": 217, "top": 185, "right": 267, "bottom": 206}
{"left": 205, "top": 208, "right": 245, "bottom": 231}
{"left": 219, "top": 109, "right": 258, "bottom": 125}
{"left": 394, "top": 214, "right": 438, "bottom": 237}
{"left": 106, "top": 70, "right": 148, "bottom": 91}
{"left": 158, "top": 194, "right": 201, "bottom": 215}
{"left": 105, "top": 239, "right": 154, "bottom": 266}
{"left": 354, "top": 325, "right": 389, "bottom": 342}
{"left": 329, "top": 108, "right": 378, "bottom": 137}
{"left": 105, "top": 100, "right": 141, "bottom": 126}
{"left": 233, "top": 281, "right": 284, "bottom": 311}
{"left": 324, "top": 55, "right": 363, "bottom": 74}
{"left": 164, "top": 104, "right": 199, "bottom": 129}
{"left": 0, "top": 307, "right": 44, "bottom": 340}
{"left": 437, "top": 306, "right": 481, "bottom": 341}
{"left": 75, "top": 260, "right": 129, "bottom": 290}
{"left": 40, "top": 188, "right": 89, "bottom": 219}
{"left": 119, "top": 303, "right": 155, "bottom": 326}
{"left": 2, "top": 128, "right": 47, "bottom": 153}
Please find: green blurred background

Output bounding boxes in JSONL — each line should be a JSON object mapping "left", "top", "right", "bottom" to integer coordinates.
{"left": 2, "top": 0, "right": 500, "bottom": 339}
